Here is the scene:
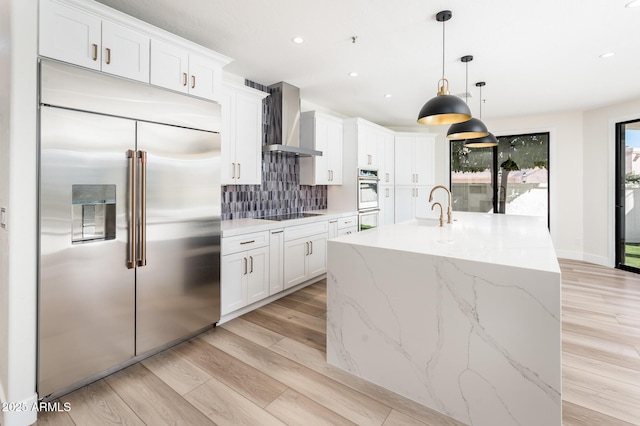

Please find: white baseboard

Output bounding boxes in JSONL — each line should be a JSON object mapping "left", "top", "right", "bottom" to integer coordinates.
{"left": 582, "top": 252, "right": 613, "bottom": 268}
{"left": 1, "top": 392, "right": 38, "bottom": 426}
{"left": 555, "top": 250, "right": 583, "bottom": 262}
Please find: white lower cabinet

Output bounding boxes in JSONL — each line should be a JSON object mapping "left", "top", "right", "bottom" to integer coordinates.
{"left": 221, "top": 231, "right": 269, "bottom": 315}
{"left": 328, "top": 219, "right": 339, "bottom": 239}
{"left": 283, "top": 222, "right": 328, "bottom": 289}
{"left": 337, "top": 215, "right": 358, "bottom": 235}
{"left": 269, "top": 229, "right": 284, "bottom": 295}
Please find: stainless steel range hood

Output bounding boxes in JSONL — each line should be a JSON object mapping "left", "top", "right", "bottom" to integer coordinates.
{"left": 263, "top": 82, "right": 322, "bottom": 157}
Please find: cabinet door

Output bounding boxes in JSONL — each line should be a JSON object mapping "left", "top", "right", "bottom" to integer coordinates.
{"left": 414, "top": 137, "right": 435, "bottom": 185}
{"left": 284, "top": 238, "right": 308, "bottom": 289}
{"left": 234, "top": 92, "right": 263, "bottom": 185}
{"left": 395, "top": 186, "right": 415, "bottom": 223}
{"left": 315, "top": 117, "right": 330, "bottom": 184}
{"left": 101, "top": 21, "right": 150, "bottom": 83}
{"left": 40, "top": 0, "right": 102, "bottom": 70}
{"left": 221, "top": 252, "right": 248, "bottom": 315}
{"left": 219, "top": 88, "right": 236, "bottom": 185}
{"left": 327, "top": 121, "right": 343, "bottom": 184}
{"left": 380, "top": 134, "right": 395, "bottom": 185}
{"left": 328, "top": 220, "right": 338, "bottom": 239}
{"left": 395, "top": 137, "right": 415, "bottom": 185}
{"left": 380, "top": 185, "right": 395, "bottom": 226}
{"left": 188, "top": 53, "right": 222, "bottom": 101}
{"left": 246, "top": 247, "right": 269, "bottom": 305}
{"left": 307, "top": 234, "right": 327, "bottom": 278}
{"left": 150, "top": 39, "right": 189, "bottom": 94}
{"left": 269, "top": 230, "right": 284, "bottom": 295}
{"left": 358, "top": 126, "right": 378, "bottom": 169}
{"left": 414, "top": 186, "right": 433, "bottom": 218}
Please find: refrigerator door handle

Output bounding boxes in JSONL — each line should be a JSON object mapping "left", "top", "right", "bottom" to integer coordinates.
{"left": 126, "top": 149, "right": 137, "bottom": 269}
{"left": 138, "top": 150, "right": 147, "bottom": 267}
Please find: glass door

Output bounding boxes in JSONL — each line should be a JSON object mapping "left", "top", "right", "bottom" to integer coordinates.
{"left": 616, "top": 119, "right": 640, "bottom": 271}
{"left": 450, "top": 132, "right": 549, "bottom": 226}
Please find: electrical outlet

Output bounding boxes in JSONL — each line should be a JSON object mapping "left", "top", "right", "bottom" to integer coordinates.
{"left": 1, "top": 207, "right": 6, "bottom": 229}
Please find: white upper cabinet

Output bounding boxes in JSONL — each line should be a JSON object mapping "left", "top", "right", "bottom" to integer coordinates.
{"left": 101, "top": 21, "right": 150, "bottom": 82}
{"left": 39, "top": 0, "right": 231, "bottom": 93}
{"left": 220, "top": 82, "right": 268, "bottom": 185}
{"left": 149, "top": 40, "right": 188, "bottom": 93}
{"left": 394, "top": 134, "right": 436, "bottom": 186}
{"left": 379, "top": 133, "right": 395, "bottom": 185}
{"left": 150, "top": 39, "right": 224, "bottom": 101}
{"left": 40, "top": 0, "right": 102, "bottom": 71}
{"left": 358, "top": 126, "right": 380, "bottom": 169}
{"left": 300, "top": 111, "right": 343, "bottom": 185}
{"left": 40, "top": 0, "right": 150, "bottom": 82}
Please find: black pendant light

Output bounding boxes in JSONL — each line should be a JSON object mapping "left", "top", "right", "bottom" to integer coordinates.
{"left": 417, "top": 10, "right": 471, "bottom": 126}
{"left": 447, "top": 55, "right": 489, "bottom": 139}
{"left": 465, "top": 82, "right": 498, "bottom": 148}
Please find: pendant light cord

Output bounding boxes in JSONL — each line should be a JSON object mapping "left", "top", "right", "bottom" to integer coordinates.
{"left": 441, "top": 19, "right": 446, "bottom": 79}
{"left": 479, "top": 85, "right": 483, "bottom": 119}
{"left": 465, "top": 60, "right": 468, "bottom": 105}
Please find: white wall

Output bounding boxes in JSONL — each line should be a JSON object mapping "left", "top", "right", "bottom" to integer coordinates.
{"left": 0, "top": 0, "right": 38, "bottom": 425}
{"left": 583, "top": 97, "right": 640, "bottom": 266}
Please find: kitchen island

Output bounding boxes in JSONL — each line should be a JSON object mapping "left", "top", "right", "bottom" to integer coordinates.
{"left": 326, "top": 212, "right": 561, "bottom": 426}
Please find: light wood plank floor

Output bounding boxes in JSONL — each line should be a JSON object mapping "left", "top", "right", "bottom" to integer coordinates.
{"left": 33, "top": 259, "right": 640, "bottom": 426}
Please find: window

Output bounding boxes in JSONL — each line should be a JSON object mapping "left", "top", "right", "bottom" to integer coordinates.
{"left": 450, "top": 132, "right": 549, "bottom": 225}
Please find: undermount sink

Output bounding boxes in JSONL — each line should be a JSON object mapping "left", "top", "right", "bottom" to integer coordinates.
{"left": 413, "top": 217, "right": 443, "bottom": 227}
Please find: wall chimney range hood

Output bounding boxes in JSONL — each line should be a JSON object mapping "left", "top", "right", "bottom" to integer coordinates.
{"left": 263, "top": 82, "right": 322, "bottom": 157}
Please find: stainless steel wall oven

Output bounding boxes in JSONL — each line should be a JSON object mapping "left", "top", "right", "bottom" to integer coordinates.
{"left": 358, "top": 168, "right": 380, "bottom": 231}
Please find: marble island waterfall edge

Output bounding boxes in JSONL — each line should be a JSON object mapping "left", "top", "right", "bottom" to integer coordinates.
{"left": 326, "top": 213, "right": 561, "bottom": 426}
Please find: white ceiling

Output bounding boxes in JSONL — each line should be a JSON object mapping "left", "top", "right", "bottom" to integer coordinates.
{"left": 95, "top": 0, "right": 640, "bottom": 129}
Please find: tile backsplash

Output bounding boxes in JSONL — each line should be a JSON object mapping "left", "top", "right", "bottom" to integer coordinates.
{"left": 221, "top": 80, "right": 328, "bottom": 220}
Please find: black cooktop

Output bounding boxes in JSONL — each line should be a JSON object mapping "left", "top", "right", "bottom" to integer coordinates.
{"left": 259, "top": 212, "right": 322, "bottom": 221}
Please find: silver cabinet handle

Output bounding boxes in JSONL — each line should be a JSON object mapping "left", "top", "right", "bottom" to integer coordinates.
{"left": 92, "top": 43, "right": 98, "bottom": 61}
{"left": 328, "top": 170, "right": 331, "bottom": 181}
{"left": 416, "top": 173, "right": 419, "bottom": 183}
{"left": 232, "top": 162, "right": 236, "bottom": 179}
{"left": 271, "top": 230, "right": 284, "bottom": 234}
{"left": 368, "top": 154, "right": 372, "bottom": 165}
{"left": 191, "top": 75, "right": 196, "bottom": 89}
{"left": 310, "top": 240, "right": 313, "bottom": 255}
{"left": 249, "top": 256, "right": 254, "bottom": 273}
{"left": 126, "top": 150, "right": 137, "bottom": 269}
{"left": 240, "top": 240, "right": 255, "bottom": 245}
{"left": 237, "top": 163, "right": 241, "bottom": 179}
{"left": 183, "top": 72, "right": 188, "bottom": 87}
{"left": 344, "top": 220, "right": 353, "bottom": 224}
{"left": 386, "top": 188, "right": 389, "bottom": 197}
{"left": 305, "top": 241, "right": 309, "bottom": 255}
{"left": 105, "top": 47, "right": 111, "bottom": 65}
{"left": 386, "top": 172, "right": 389, "bottom": 182}
{"left": 243, "top": 257, "right": 248, "bottom": 275}
{"left": 138, "top": 150, "right": 147, "bottom": 267}
{"left": 416, "top": 188, "right": 419, "bottom": 197}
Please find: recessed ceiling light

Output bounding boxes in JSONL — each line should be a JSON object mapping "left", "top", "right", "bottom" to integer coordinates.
{"left": 384, "top": 94, "right": 392, "bottom": 98}
{"left": 292, "top": 37, "right": 304, "bottom": 44}
{"left": 348, "top": 72, "right": 358, "bottom": 77}
{"left": 626, "top": 0, "right": 640, "bottom": 7}
{"left": 599, "top": 52, "right": 615, "bottom": 58}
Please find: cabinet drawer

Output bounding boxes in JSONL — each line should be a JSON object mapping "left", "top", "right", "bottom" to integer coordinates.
{"left": 284, "top": 221, "right": 328, "bottom": 241}
{"left": 338, "top": 226, "right": 358, "bottom": 236}
{"left": 222, "top": 231, "right": 269, "bottom": 255}
{"left": 337, "top": 216, "right": 358, "bottom": 230}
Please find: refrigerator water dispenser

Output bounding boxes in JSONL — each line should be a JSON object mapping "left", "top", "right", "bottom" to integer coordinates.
{"left": 71, "top": 184, "right": 116, "bottom": 243}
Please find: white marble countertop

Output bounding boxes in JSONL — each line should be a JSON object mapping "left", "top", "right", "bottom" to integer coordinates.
{"left": 332, "top": 211, "right": 560, "bottom": 273}
{"left": 221, "top": 209, "right": 359, "bottom": 237}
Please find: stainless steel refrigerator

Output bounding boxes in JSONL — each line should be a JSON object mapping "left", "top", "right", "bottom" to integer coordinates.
{"left": 38, "top": 60, "right": 221, "bottom": 398}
